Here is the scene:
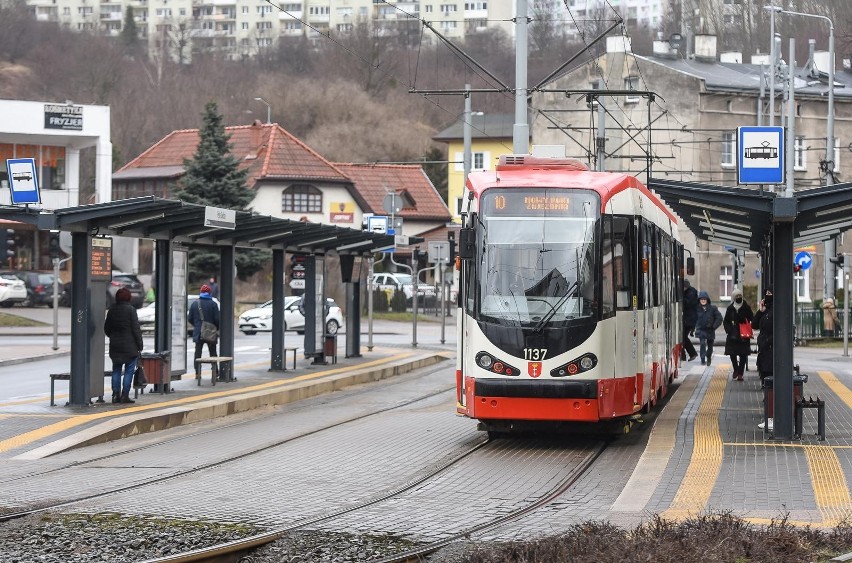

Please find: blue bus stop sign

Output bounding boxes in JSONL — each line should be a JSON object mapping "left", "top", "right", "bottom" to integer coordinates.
{"left": 738, "top": 126, "right": 784, "bottom": 185}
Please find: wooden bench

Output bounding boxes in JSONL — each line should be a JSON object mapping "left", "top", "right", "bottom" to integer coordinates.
{"left": 194, "top": 356, "right": 234, "bottom": 386}
{"left": 50, "top": 371, "right": 111, "bottom": 406}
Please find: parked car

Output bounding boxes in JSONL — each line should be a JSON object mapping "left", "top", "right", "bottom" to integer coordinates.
{"left": 372, "top": 272, "right": 436, "bottom": 304}
{"left": 137, "top": 302, "right": 156, "bottom": 331}
{"left": 108, "top": 272, "right": 145, "bottom": 308}
{"left": 0, "top": 271, "right": 62, "bottom": 307}
{"left": 139, "top": 296, "right": 221, "bottom": 335}
{"left": 239, "top": 296, "right": 343, "bottom": 336}
{"left": 0, "top": 273, "right": 28, "bottom": 307}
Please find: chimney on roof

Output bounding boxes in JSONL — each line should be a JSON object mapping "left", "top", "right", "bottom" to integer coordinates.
{"left": 653, "top": 40, "right": 677, "bottom": 59}
{"left": 694, "top": 34, "right": 717, "bottom": 63}
{"left": 720, "top": 52, "right": 742, "bottom": 64}
{"left": 606, "top": 35, "right": 631, "bottom": 54}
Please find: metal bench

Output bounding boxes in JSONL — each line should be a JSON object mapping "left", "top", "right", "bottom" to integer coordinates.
{"left": 49, "top": 371, "right": 111, "bottom": 406}
{"left": 194, "top": 356, "right": 234, "bottom": 386}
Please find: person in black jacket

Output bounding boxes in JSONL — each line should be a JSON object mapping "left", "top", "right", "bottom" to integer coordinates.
{"left": 751, "top": 286, "right": 774, "bottom": 382}
{"left": 695, "top": 290, "right": 723, "bottom": 365}
{"left": 188, "top": 283, "right": 220, "bottom": 378}
{"left": 723, "top": 288, "right": 754, "bottom": 381}
{"left": 681, "top": 279, "right": 699, "bottom": 362}
{"left": 104, "top": 287, "right": 143, "bottom": 404}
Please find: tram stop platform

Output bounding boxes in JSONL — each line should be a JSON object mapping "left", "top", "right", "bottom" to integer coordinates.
{"left": 0, "top": 341, "right": 452, "bottom": 462}
{"left": 607, "top": 348, "right": 852, "bottom": 529}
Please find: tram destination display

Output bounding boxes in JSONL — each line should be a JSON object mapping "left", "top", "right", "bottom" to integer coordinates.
{"left": 483, "top": 189, "right": 598, "bottom": 216}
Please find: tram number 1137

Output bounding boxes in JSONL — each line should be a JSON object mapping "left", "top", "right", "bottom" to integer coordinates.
{"left": 524, "top": 349, "right": 547, "bottom": 361}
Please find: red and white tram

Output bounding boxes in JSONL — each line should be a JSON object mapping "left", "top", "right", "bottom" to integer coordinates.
{"left": 455, "top": 155, "right": 684, "bottom": 434}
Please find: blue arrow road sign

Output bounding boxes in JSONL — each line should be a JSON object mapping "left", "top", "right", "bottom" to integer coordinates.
{"left": 795, "top": 251, "right": 812, "bottom": 271}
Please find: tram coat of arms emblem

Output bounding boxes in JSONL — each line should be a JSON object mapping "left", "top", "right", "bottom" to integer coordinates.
{"left": 528, "top": 362, "right": 542, "bottom": 378}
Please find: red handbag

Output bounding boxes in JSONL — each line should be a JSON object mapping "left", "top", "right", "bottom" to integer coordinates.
{"left": 739, "top": 320, "right": 753, "bottom": 339}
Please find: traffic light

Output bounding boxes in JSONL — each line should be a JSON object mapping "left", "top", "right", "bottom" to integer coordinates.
{"left": 0, "top": 229, "right": 15, "bottom": 267}
{"left": 48, "top": 232, "right": 61, "bottom": 259}
{"left": 829, "top": 253, "right": 845, "bottom": 268}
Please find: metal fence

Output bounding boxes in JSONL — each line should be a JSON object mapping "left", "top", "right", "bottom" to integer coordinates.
{"left": 795, "top": 306, "right": 848, "bottom": 340}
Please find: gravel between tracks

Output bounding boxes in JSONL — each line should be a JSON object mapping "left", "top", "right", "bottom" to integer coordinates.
{"left": 0, "top": 512, "right": 262, "bottom": 562}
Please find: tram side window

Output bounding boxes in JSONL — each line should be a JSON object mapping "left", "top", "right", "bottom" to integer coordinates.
{"left": 600, "top": 216, "right": 615, "bottom": 317}
{"left": 641, "top": 221, "right": 654, "bottom": 309}
{"left": 611, "top": 216, "right": 634, "bottom": 310}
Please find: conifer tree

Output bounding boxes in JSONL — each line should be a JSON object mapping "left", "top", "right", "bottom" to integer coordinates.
{"left": 119, "top": 7, "right": 139, "bottom": 52}
{"left": 177, "top": 102, "right": 267, "bottom": 282}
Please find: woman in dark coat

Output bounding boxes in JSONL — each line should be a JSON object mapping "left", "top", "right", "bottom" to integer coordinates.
{"left": 104, "top": 287, "right": 143, "bottom": 403}
{"left": 751, "top": 286, "right": 774, "bottom": 382}
{"left": 723, "top": 287, "right": 754, "bottom": 381}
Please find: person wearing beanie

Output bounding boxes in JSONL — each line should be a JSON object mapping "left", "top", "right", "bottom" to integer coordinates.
{"left": 723, "top": 288, "right": 754, "bottom": 381}
{"left": 751, "top": 286, "right": 774, "bottom": 382}
{"left": 104, "top": 286, "right": 143, "bottom": 404}
{"left": 188, "top": 283, "right": 220, "bottom": 378}
{"left": 695, "top": 290, "right": 723, "bottom": 366}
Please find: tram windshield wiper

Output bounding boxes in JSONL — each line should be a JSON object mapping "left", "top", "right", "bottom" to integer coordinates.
{"left": 532, "top": 280, "right": 578, "bottom": 333}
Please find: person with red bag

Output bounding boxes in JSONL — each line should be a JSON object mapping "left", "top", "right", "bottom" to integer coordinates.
{"left": 724, "top": 287, "right": 754, "bottom": 381}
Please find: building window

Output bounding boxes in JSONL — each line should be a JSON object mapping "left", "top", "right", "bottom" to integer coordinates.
{"left": 794, "top": 136, "right": 807, "bottom": 170}
{"left": 795, "top": 267, "right": 810, "bottom": 302}
{"left": 473, "top": 152, "right": 484, "bottom": 170}
{"left": 282, "top": 184, "right": 322, "bottom": 213}
{"left": 456, "top": 197, "right": 464, "bottom": 215}
{"left": 720, "top": 266, "right": 732, "bottom": 300}
{"left": 624, "top": 76, "right": 639, "bottom": 103}
{"left": 721, "top": 131, "right": 735, "bottom": 167}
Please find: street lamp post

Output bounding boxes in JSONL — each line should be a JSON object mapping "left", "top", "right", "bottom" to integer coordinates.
{"left": 253, "top": 97, "right": 271, "bottom": 124}
{"left": 778, "top": 9, "right": 836, "bottom": 298}
{"left": 764, "top": 5, "right": 782, "bottom": 126}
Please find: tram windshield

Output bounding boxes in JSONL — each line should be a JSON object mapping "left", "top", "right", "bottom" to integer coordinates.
{"left": 475, "top": 188, "right": 599, "bottom": 326}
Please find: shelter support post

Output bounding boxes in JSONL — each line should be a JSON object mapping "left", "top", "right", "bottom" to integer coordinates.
{"left": 772, "top": 198, "right": 796, "bottom": 439}
{"left": 70, "top": 232, "right": 92, "bottom": 406}
{"left": 154, "top": 239, "right": 172, "bottom": 354}
{"left": 270, "top": 249, "right": 285, "bottom": 371}
{"left": 219, "top": 246, "right": 235, "bottom": 382}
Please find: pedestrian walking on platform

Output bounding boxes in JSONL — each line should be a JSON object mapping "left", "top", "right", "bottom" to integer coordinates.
{"left": 752, "top": 286, "right": 774, "bottom": 382}
{"left": 104, "top": 287, "right": 143, "bottom": 404}
{"left": 723, "top": 288, "right": 753, "bottom": 381}
{"left": 682, "top": 279, "right": 699, "bottom": 362}
{"left": 189, "top": 284, "right": 220, "bottom": 378}
{"left": 822, "top": 297, "right": 840, "bottom": 337}
{"left": 695, "top": 290, "right": 722, "bottom": 366}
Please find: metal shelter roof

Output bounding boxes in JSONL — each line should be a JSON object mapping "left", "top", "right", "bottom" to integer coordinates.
{"left": 0, "top": 196, "right": 395, "bottom": 254}
{"left": 648, "top": 179, "right": 852, "bottom": 252}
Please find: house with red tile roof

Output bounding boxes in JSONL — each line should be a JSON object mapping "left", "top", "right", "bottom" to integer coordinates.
{"left": 113, "top": 121, "right": 451, "bottom": 239}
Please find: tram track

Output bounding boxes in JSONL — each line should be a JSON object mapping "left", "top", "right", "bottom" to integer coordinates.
{"left": 0, "top": 381, "right": 458, "bottom": 523}
{"left": 138, "top": 439, "right": 609, "bottom": 563}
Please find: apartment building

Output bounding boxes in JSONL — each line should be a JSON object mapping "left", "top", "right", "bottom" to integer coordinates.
{"left": 25, "top": 0, "right": 517, "bottom": 61}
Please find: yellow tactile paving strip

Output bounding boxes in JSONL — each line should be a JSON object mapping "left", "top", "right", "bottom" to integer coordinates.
{"left": 662, "top": 367, "right": 852, "bottom": 527}
{"left": 662, "top": 365, "right": 727, "bottom": 520}
{"left": 0, "top": 351, "right": 417, "bottom": 454}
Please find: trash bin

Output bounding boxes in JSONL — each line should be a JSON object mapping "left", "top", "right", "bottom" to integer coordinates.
{"left": 141, "top": 351, "right": 171, "bottom": 394}
{"left": 762, "top": 375, "right": 805, "bottom": 418}
{"left": 323, "top": 334, "right": 337, "bottom": 364}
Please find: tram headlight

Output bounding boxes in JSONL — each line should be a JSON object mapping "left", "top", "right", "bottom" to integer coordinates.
{"left": 478, "top": 354, "right": 493, "bottom": 369}
{"left": 551, "top": 354, "right": 598, "bottom": 377}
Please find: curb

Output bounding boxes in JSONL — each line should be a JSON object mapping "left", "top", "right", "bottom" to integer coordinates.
{"left": 0, "top": 350, "right": 71, "bottom": 367}
{"left": 14, "top": 352, "right": 450, "bottom": 460}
